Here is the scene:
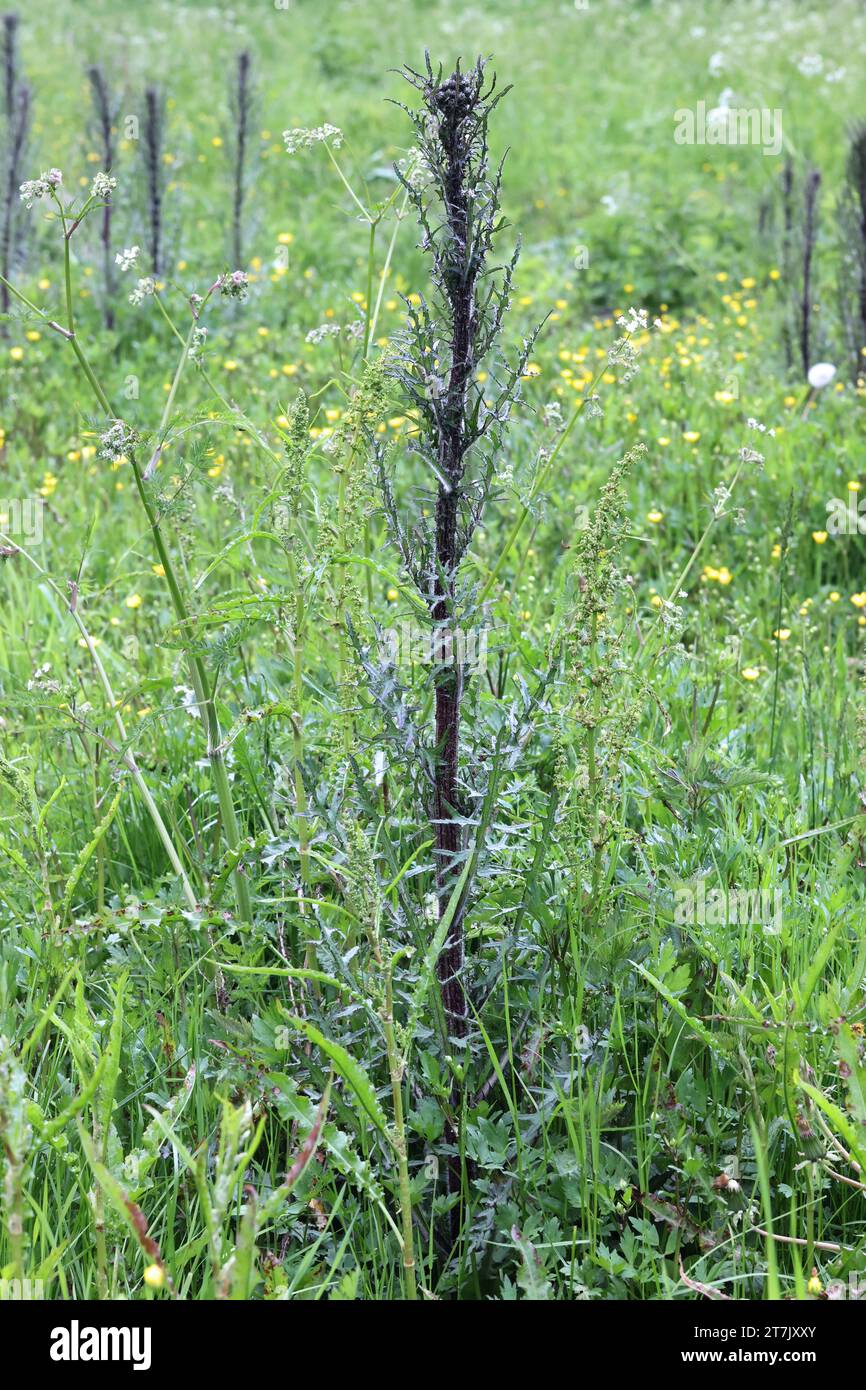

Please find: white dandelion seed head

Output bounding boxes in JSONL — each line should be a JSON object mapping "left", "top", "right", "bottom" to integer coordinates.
{"left": 807, "top": 361, "right": 836, "bottom": 389}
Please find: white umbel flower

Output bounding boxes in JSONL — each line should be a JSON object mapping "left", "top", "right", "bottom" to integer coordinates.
{"left": 19, "top": 168, "right": 62, "bottom": 207}
{"left": 129, "top": 276, "right": 156, "bottom": 306}
{"left": 90, "top": 172, "right": 116, "bottom": 199}
{"left": 616, "top": 306, "right": 648, "bottom": 334}
{"left": 115, "top": 246, "right": 140, "bottom": 272}
{"left": 283, "top": 124, "right": 343, "bottom": 154}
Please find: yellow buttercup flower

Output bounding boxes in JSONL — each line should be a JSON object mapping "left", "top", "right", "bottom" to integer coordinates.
{"left": 125, "top": 593, "right": 143, "bottom": 610}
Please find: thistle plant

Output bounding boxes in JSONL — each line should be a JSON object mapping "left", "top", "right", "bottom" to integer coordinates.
{"left": 227, "top": 49, "right": 255, "bottom": 271}
{"left": 380, "top": 56, "right": 541, "bottom": 1047}
{"left": 2, "top": 9, "right": 17, "bottom": 117}
{"left": 777, "top": 161, "right": 823, "bottom": 379}
{"left": 799, "top": 165, "right": 821, "bottom": 378}
{"left": 142, "top": 85, "right": 165, "bottom": 275}
{"left": 838, "top": 122, "right": 866, "bottom": 383}
{"left": 86, "top": 64, "right": 118, "bottom": 328}
{"left": 0, "top": 12, "right": 29, "bottom": 319}
{"left": 780, "top": 157, "right": 794, "bottom": 372}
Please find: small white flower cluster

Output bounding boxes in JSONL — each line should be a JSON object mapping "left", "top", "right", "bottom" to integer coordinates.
{"left": 115, "top": 246, "right": 140, "bottom": 272}
{"left": 98, "top": 419, "right": 138, "bottom": 460}
{"left": 90, "top": 172, "right": 116, "bottom": 200}
{"left": 174, "top": 685, "right": 201, "bottom": 721}
{"left": 607, "top": 335, "right": 641, "bottom": 381}
{"left": 616, "top": 306, "right": 648, "bottom": 334}
{"left": 129, "top": 277, "right": 156, "bottom": 306}
{"left": 746, "top": 416, "right": 776, "bottom": 437}
{"left": 19, "top": 168, "right": 62, "bottom": 208}
{"left": 218, "top": 269, "right": 248, "bottom": 300}
{"left": 656, "top": 595, "right": 684, "bottom": 630}
{"left": 189, "top": 325, "right": 208, "bottom": 360}
{"left": 738, "top": 446, "right": 765, "bottom": 470}
{"left": 797, "top": 53, "right": 824, "bottom": 78}
{"left": 398, "top": 145, "right": 433, "bottom": 191}
{"left": 609, "top": 308, "right": 661, "bottom": 382}
{"left": 283, "top": 124, "right": 343, "bottom": 154}
{"left": 27, "top": 662, "right": 60, "bottom": 695}
{"left": 306, "top": 322, "right": 342, "bottom": 344}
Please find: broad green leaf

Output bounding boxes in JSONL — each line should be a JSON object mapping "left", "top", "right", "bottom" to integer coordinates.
{"left": 278, "top": 1008, "right": 388, "bottom": 1138}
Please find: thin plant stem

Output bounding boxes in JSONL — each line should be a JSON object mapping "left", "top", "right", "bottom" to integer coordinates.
{"left": 5, "top": 203, "right": 252, "bottom": 921}
{"left": 2, "top": 534, "right": 198, "bottom": 910}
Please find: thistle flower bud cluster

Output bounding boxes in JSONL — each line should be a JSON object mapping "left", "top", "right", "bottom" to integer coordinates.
{"left": 18, "top": 167, "right": 61, "bottom": 207}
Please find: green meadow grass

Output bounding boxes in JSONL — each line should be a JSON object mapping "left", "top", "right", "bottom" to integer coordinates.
{"left": 1, "top": 0, "right": 866, "bottom": 1301}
